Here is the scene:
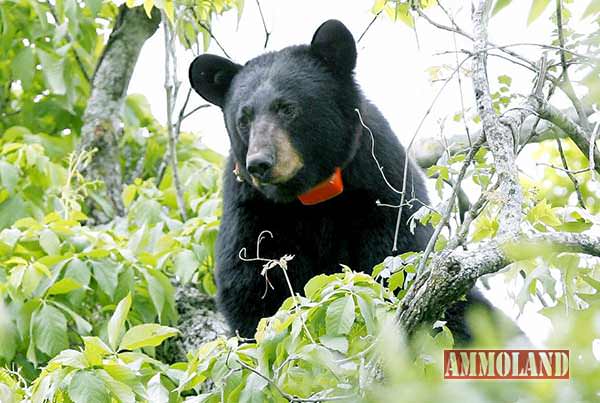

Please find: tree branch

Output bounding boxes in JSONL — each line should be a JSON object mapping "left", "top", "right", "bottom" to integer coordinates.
{"left": 78, "top": 5, "right": 160, "bottom": 223}
{"left": 412, "top": 106, "right": 591, "bottom": 169}
{"left": 471, "top": 0, "right": 522, "bottom": 238}
{"left": 398, "top": 231, "right": 600, "bottom": 335}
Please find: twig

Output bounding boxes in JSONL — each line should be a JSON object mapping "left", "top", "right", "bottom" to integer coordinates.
{"left": 535, "top": 98, "right": 600, "bottom": 175}
{"left": 355, "top": 109, "right": 402, "bottom": 195}
{"left": 197, "top": 20, "right": 231, "bottom": 59}
{"left": 590, "top": 121, "right": 599, "bottom": 174}
{"left": 238, "top": 231, "right": 316, "bottom": 343}
{"left": 255, "top": 0, "right": 270, "bottom": 48}
{"left": 416, "top": 136, "right": 485, "bottom": 274}
{"left": 163, "top": 15, "right": 187, "bottom": 221}
{"left": 536, "top": 162, "right": 592, "bottom": 175}
{"left": 556, "top": 138, "right": 586, "bottom": 208}
{"left": 555, "top": 0, "right": 592, "bottom": 135}
{"left": 393, "top": 54, "right": 472, "bottom": 252}
{"left": 181, "top": 103, "right": 211, "bottom": 121}
{"left": 452, "top": 28, "right": 472, "bottom": 147}
{"left": 453, "top": 179, "right": 500, "bottom": 247}
{"left": 357, "top": 2, "right": 387, "bottom": 43}
{"left": 47, "top": 2, "right": 91, "bottom": 83}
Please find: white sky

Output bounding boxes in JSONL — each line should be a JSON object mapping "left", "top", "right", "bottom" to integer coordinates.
{"left": 129, "top": 0, "right": 594, "bottom": 346}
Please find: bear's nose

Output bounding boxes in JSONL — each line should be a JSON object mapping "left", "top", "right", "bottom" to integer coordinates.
{"left": 246, "top": 153, "right": 274, "bottom": 182}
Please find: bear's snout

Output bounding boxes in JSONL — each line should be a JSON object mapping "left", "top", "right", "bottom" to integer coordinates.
{"left": 246, "top": 152, "right": 274, "bottom": 182}
{"left": 246, "top": 115, "right": 303, "bottom": 186}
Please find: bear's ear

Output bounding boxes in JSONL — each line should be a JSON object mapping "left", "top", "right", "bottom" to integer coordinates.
{"left": 310, "top": 19, "right": 357, "bottom": 75}
{"left": 189, "top": 54, "right": 242, "bottom": 107}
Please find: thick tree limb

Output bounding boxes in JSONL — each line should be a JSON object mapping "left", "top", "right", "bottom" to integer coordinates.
{"left": 412, "top": 107, "right": 590, "bottom": 169}
{"left": 398, "top": 232, "right": 600, "bottom": 335}
{"left": 78, "top": 6, "right": 160, "bottom": 223}
{"left": 471, "top": 0, "right": 522, "bottom": 238}
{"left": 397, "top": 1, "right": 600, "bottom": 338}
{"left": 534, "top": 97, "right": 600, "bottom": 175}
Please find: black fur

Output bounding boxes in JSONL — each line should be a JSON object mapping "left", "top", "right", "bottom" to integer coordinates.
{"left": 190, "top": 20, "right": 433, "bottom": 337}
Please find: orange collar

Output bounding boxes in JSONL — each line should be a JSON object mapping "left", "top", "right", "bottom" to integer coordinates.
{"left": 297, "top": 167, "right": 343, "bottom": 205}
{"left": 233, "top": 163, "right": 344, "bottom": 205}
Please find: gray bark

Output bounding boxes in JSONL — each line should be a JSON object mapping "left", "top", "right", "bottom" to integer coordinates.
{"left": 412, "top": 107, "right": 590, "bottom": 169}
{"left": 398, "top": 232, "right": 600, "bottom": 336}
{"left": 471, "top": 0, "right": 522, "bottom": 238}
{"left": 159, "top": 285, "right": 229, "bottom": 362}
{"left": 396, "top": 0, "right": 600, "bottom": 337}
{"left": 79, "top": 5, "right": 161, "bottom": 223}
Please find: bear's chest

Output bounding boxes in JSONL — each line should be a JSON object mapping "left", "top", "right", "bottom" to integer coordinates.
{"left": 249, "top": 192, "right": 384, "bottom": 273}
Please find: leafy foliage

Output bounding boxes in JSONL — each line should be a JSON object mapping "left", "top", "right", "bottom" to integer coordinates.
{"left": 1, "top": 0, "right": 600, "bottom": 402}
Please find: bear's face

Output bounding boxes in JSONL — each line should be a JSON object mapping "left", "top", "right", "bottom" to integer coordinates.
{"left": 189, "top": 20, "right": 360, "bottom": 202}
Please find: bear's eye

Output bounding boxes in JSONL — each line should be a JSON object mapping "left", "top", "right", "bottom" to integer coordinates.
{"left": 237, "top": 107, "right": 253, "bottom": 132}
{"left": 276, "top": 102, "right": 298, "bottom": 120}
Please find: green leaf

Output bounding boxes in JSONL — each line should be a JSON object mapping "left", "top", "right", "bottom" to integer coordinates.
{"left": 108, "top": 293, "right": 132, "bottom": 351}
{"left": 173, "top": 249, "right": 198, "bottom": 284}
{"left": 37, "top": 49, "right": 67, "bottom": 95}
{"left": 92, "top": 260, "right": 121, "bottom": 299}
{"left": 84, "top": 0, "right": 102, "bottom": 16}
{"left": 51, "top": 349, "right": 87, "bottom": 369}
{"left": 527, "top": 0, "right": 551, "bottom": 25}
{"left": 146, "top": 374, "right": 169, "bottom": 403}
{"left": 492, "top": 0, "right": 512, "bottom": 15}
{"left": 304, "top": 274, "right": 333, "bottom": 299}
{"left": 98, "top": 369, "right": 136, "bottom": 403}
{"left": 68, "top": 370, "right": 110, "bottom": 403}
{"left": 498, "top": 75, "right": 512, "bottom": 86}
{"left": 11, "top": 47, "right": 35, "bottom": 91}
{"left": 0, "top": 161, "right": 19, "bottom": 193}
{"left": 320, "top": 335, "right": 348, "bottom": 354}
{"left": 325, "top": 295, "right": 356, "bottom": 336}
{"left": 388, "top": 271, "right": 405, "bottom": 292}
{"left": 52, "top": 301, "right": 93, "bottom": 334}
{"left": 118, "top": 324, "right": 178, "bottom": 351}
{"left": 356, "top": 294, "right": 377, "bottom": 335}
{"left": 239, "top": 373, "right": 268, "bottom": 403}
{"left": 83, "top": 336, "right": 112, "bottom": 366}
{"left": 39, "top": 228, "right": 60, "bottom": 255}
{"left": 32, "top": 304, "right": 69, "bottom": 356}
{"left": 0, "top": 307, "right": 17, "bottom": 361}
{"left": 47, "top": 278, "right": 81, "bottom": 295}
{"left": 143, "top": 0, "right": 154, "bottom": 18}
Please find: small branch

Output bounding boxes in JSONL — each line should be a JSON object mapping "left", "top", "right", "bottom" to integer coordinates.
{"left": 453, "top": 179, "right": 500, "bottom": 247}
{"left": 555, "top": 0, "right": 592, "bottom": 135}
{"left": 394, "top": 54, "right": 472, "bottom": 252}
{"left": 416, "top": 135, "right": 485, "bottom": 274}
{"left": 358, "top": 2, "right": 387, "bottom": 43}
{"left": 536, "top": 162, "right": 592, "bottom": 175}
{"left": 534, "top": 97, "right": 600, "bottom": 175}
{"left": 413, "top": 105, "right": 593, "bottom": 169}
{"left": 556, "top": 138, "right": 586, "bottom": 208}
{"left": 163, "top": 15, "right": 187, "bottom": 221}
{"left": 47, "top": 2, "right": 91, "bottom": 83}
{"left": 193, "top": 12, "right": 231, "bottom": 59}
{"left": 255, "top": 0, "right": 271, "bottom": 48}
{"left": 181, "top": 103, "right": 211, "bottom": 121}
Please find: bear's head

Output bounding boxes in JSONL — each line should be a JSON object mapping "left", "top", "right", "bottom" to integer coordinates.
{"left": 189, "top": 20, "right": 361, "bottom": 203}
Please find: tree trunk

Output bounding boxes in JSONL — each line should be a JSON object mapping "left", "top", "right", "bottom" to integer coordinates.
{"left": 79, "top": 5, "right": 160, "bottom": 223}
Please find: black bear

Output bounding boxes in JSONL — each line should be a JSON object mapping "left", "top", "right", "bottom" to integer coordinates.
{"left": 189, "top": 20, "right": 433, "bottom": 338}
